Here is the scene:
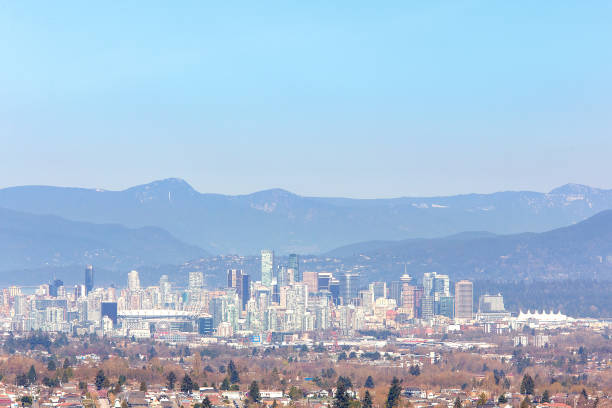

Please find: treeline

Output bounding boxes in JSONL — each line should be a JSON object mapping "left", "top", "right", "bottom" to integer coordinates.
{"left": 473, "top": 279, "right": 612, "bottom": 318}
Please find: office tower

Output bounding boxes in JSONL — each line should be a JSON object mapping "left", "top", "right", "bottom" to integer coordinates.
{"left": 339, "top": 272, "right": 360, "bottom": 305}
{"left": 389, "top": 281, "right": 402, "bottom": 306}
{"left": 288, "top": 253, "right": 300, "bottom": 282}
{"left": 303, "top": 271, "right": 318, "bottom": 293}
{"left": 369, "top": 282, "right": 387, "bottom": 300}
{"left": 329, "top": 278, "right": 340, "bottom": 305}
{"left": 317, "top": 272, "right": 332, "bottom": 291}
{"left": 209, "top": 297, "right": 226, "bottom": 328}
{"left": 359, "top": 289, "right": 374, "bottom": 310}
{"left": 159, "top": 275, "right": 171, "bottom": 304}
{"left": 421, "top": 295, "right": 434, "bottom": 319}
{"left": 478, "top": 293, "right": 505, "bottom": 313}
{"left": 189, "top": 271, "right": 204, "bottom": 290}
{"left": 239, "top": 273, "right": 250, "bottom": 311}
{"left": 49, "top": 279, "right": 63, "bottom": 297}
{"left": 101, "top": 302, "right": 118, "bottom": 326}
{"left": 413, "top": 286, "right": 424, "bottom": 317}
{"left": 127, "top": 270, "right": 140, "bottom": 291}
{"left": 433, "top": 274, "right": 450, "bottom": 298}
{"left": 85, "top": 265, "right": 94, "bottom": 294}
{"left": 261, "top": 250, "right": 274, "bottom": 287}
{"left": 227, "top": 269, "right": 242, "bottom": 288}
{"left": 14, "top": 295, "right": 26, "bottom": 316}
{"left": 277, "top": 266, "right": 292, "bottom": 287}
{"left": 227, "top": 269, "right": 250, "bottom": 310}
{"left": 422, "top": 272, "right": 435, "bottom": 296}
{"left": 437, "top": 296, "right": 455, "bottom": 318}
{"left": 455, "top": 280, "right": 474, "bottom": 321}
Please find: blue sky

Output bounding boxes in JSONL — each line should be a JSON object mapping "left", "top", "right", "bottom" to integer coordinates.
{"left": 1, "top": 1, "right": 611, "bottom": 198}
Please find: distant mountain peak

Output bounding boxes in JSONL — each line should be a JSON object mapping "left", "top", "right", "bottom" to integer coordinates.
{"left": 549, "top": 183, "right": 602, "bottom": 195}
{"left": 128, "top": 178, "right": 196, "bottom": 193}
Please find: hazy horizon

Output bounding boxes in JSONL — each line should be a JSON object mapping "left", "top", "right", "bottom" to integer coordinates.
{"left": 2, "top": 2, "right": 611, "bottom": 198}
{"left": 0, "top": 177, "right": 608, "bottom": 200}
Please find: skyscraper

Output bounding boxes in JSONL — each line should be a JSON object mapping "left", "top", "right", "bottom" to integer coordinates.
{"left": 227, "top": 269, "right": 250, "bottom": 311}
{"left": 189, "top": 271, "right": 204, "bottom": 290}
{"left": 303, "top": 271, "right": 318, "bottom": 293}
{"left": 238, "top": 273, "right": 250, "bottom": 311}
{"left": 50, "top": 279, "right": 63, "bottom": 297}
{"left": 85, "top": 265, "right": 94, "bottom": 294}
{"left": 389, "top": 281, "right": 402, "bottom": 306}
{"left": 454, "top": 280, "right": 474, "bottom": 321}
{"left": 159, "top": 275, "right": 171, "bottom": 304}
{"left": 288, "top": 253, "right": 300, "bottom": 282}
{"left": 127, "top": 270, "right": 140, "bottom": 291}
{"left": 227, "top": 269, "right": 241, "bottom": 288}
{"left": 261, "top": 250, "right": 274, "bottom": 287}
{"left": 369, "top": 282, "right": 387, "bottom": 300}
{"left": 317, "top": 272, "right": 332, "bottom": 291}
{"left": 400, "top": 284, "right": 417, "bottom": 318}
{"left": 339, "top": 272, "right": 360, "bottom": 305}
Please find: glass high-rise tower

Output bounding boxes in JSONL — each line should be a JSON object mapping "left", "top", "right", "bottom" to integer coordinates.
{"left": 288, "top": 253, "right": 300, "bottom": 282}
{"left": 261, "top": 250, "right": 274, "bottom": 287}
{"left": 85, "top": 265, "right": 94, "bottom": 295}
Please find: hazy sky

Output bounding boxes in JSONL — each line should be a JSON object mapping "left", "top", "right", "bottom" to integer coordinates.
{"left": 1, "top": 1, "right": 611, "bottom": 198}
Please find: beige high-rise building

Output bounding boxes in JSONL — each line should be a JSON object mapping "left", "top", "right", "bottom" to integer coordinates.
{"left": 303, "top": 271, "right": 318, "bottom": 293}
{"left": 454, "top": 280, "right": 473, "bottom": 321}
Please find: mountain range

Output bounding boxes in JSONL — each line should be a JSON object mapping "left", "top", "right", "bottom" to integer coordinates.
{"left": 1, "top": 179, "right": 612, "bottom": 254}
{"left": 326, "top": 210, "right": 612, "bottom": 282}
{"left": 0, "top": 207, "right": 207, "bottom": 285}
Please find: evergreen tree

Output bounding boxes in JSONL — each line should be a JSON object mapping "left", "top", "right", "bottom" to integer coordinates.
{"left": 333, "top": 377, "right": 351, "bottom": 408}
{"left": 520, "top": 374, "right": 534, "bottom": 395}
{"left": 338, "top": 376, "right": 352, "bottom": 389}
{"left": 363, "top": 391, "right": 373, "bottom": 408}
{"left": 140, "top": 381, "right": 147, "bottom": 392}
{"left": 228, "top": 360, "right": 240, "bottom": 384}
{"left": 95, "top": 370, "right": 106, "bottom": 390}
{"left": 409, "top": 365, "right": 420, "bottom": 376}
{"left": 202, "top": 397, "right": 212, "bottom": 408}
{"left": 498, "top": 394, "right": 508, "bottom": 404}
{"left": 454, "top": 397, "right": 462, "bottom": 408}
{"left": 541, "top": 390, "right": 550, "bottom": 403}
{"left": 63, "top": 358, "right": 70, "bottom": 369}
{"left": 288, "top": 387, "right": 302, "bottom": 401}
{"left": 249, "top": 381, "right": 261, "bottom": 403}
{"left": 364, "top": 376, "right": 375, "bottom": 389}
{"left": 27, "top": 365, "right": 37, "bottom": 384}
{"left": 166, "top": 371, "right": 177, "bottom": 390}
{"left": 385, "top": 377, "right": 402, "bottom": 408}
{"left": 181, "top": 374, "right": 194, "bottom": 393}
{"left": 581, "top": 389, "right": 588, "bottom": 399}
{"left": 47, "top": 360, "right": 56, "bottom": 371}
{"left": 220, "top": 377, "right": 231, "bottom": 391}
